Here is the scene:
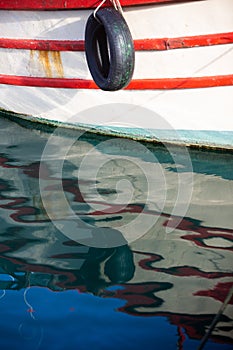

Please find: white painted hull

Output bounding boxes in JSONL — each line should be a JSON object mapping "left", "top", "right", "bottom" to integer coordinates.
{"left": 0, "top": 0, "right": 233, "bottom": 148}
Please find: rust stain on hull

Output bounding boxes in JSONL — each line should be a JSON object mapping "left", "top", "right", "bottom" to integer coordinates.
{"left": 39, "top": 51, "right": 52, "bottom": 77}
{"left": 52, "top": 51, "right": 64, "bottom": 78}
{"left": 30, "top": 50, "right": 64, "bottom": 78}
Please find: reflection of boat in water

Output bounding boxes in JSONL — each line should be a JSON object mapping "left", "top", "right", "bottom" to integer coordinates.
{"left": 0, "top": 118, "right": 232, "bottom": 346}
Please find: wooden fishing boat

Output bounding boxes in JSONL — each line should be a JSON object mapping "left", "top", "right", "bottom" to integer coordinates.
{"left": 0, "top": 0, "right": 233, "bottom": 149}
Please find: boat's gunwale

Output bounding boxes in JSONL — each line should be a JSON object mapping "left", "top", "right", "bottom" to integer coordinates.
{"left": 0, "top": 0, "right": 197, "bottom": 10}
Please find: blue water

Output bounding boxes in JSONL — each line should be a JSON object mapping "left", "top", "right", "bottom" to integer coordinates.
{"left": 0, "top": 115, "right": 232, "bottom": 350}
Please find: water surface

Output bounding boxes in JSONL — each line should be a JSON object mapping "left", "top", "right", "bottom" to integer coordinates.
{"left": 0, "top": 116, "right": 232, "bottom": 350}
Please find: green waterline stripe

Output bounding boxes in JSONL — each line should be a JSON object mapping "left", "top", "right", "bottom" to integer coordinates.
{"left": 1, "top": 109, "right": 233, "bottom": 151}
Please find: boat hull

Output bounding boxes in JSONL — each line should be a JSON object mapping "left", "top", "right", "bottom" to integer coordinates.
{"left": 0, "top": 0, "right": 195, "bottom": 10}
{"left": 0, "top": 0, "right": 233, "bottom": 148}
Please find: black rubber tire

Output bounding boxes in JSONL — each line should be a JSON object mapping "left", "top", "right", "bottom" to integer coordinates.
{"left": 85, "top": 8, "right": 135, "bottom": 91}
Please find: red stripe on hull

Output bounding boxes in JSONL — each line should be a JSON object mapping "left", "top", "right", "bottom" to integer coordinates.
{"left": 0, "top": 38, "right": 85, "bottom": 51}
{"left": 134, "top": 33, "right": 233, "bottom": 51}
{"left": 1, "top": 33, "right": 233, "bottom": 51}
{"left": 0, "top": 0, "right": 192, "bottom": 10}
{"left": 0, "top": 74, "right": 233, "bottom": 90}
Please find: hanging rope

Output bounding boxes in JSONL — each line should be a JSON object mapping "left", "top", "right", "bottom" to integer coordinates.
{"left": 94, "top": 0, "right": 123, "bottom": 19}
{"left": 111, "top": 0, "right": 123, "bottom": 15}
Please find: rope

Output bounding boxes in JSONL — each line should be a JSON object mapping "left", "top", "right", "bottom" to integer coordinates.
{"left": 111, "top": 0, "right": 123, "bottom": 15}
{"left": 23, "top": 286, "right": 36, "bottom": 320}
{"left": 0, "top": 275, "right": 14, "bottom": 300}
{"left": 197, "top": 285, "right": 233, "bottom": 350}
{"left": 94, "top": 0, "right": 123, "bottom": 19}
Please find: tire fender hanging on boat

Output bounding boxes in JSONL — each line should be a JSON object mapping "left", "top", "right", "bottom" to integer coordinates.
{"left": 85, "top": 8, "right": 135, "bottom": 91}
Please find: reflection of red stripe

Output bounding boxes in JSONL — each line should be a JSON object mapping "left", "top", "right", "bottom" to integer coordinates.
{"left": 0, "top": 74, "right": 233, "bottom": 89}
{"left": 0, "top": 0, "right": 191, "bottom": 10}
{"left": 1, "top": 33, "right": 233, "bottom": 51}
{"left": 195, "top": 282, "right": 233, "bottom": 304}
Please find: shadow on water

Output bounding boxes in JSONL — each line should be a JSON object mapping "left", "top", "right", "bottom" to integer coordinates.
{"left": 0, "top": 115, "right": 232, "bottom": 350}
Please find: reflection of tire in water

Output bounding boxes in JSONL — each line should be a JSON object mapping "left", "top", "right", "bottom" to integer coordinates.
{"left": 104, "top": 246, "right": 135, "bottom": 283}
{"left": 74, "top": 244, "right": 135, "bottom": 295}
{"left": 104, "top": 245, "right": 135, "bottom": 283}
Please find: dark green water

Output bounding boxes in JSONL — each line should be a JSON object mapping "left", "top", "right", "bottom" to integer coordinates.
{"left": 0, "top": 116, "right": 232, "bottom": 350}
